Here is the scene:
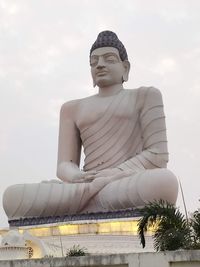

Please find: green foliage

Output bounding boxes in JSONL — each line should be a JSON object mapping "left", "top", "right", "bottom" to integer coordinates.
{"left": 190, "top": 210, "right": 200, "bottom": 249}
{"left": 66, "top": 245, "right": 87, "bottom": 257}
{"left": 138, "top": 200, "right": 194, "bottom": 251}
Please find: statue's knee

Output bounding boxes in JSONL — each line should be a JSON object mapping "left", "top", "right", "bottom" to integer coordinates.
{"left": 3, "top": 183, "right": 45, "bottom": 219}
{"left": 3, "top": 182, "right": 73, "bottom": 219}
{"left": 138, "top": 168, "right": 178, "bottom": 205}
{"left": 3, "top": 184, "right": 25, "bottom": 217}
{"left": 153, "top": 168, "right": 178, "bottom": 186}
{"left": 154, "top": 169, "right": 178, "bottom": 191}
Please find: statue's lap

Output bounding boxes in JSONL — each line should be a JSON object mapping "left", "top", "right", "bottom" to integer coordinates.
{"left": 3, "top": 168, "right": 178, "bottom": 220}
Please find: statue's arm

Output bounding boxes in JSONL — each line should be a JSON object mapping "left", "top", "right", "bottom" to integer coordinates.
{"left": 118, "top": 87, "right": 168, "bottom": 172}
{"left": 57, "top": 101, "right": 83, "bottom": 183}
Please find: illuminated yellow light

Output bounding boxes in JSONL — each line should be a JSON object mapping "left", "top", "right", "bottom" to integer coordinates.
{"left": 17, "top": 219, "right": 155, "bottom": 237}
{"left": 130, "top": 221, "right": 139, "bottom": 233}
{"left": 110, "top": 221, "right": 121, "bottom": 232}
{"left": 120, "top": 221, "right": 131, "bottom": 232}
{"left": 98, "top": 222, "right": 111, "bottom": 233}
{"left": 97, "top": 221, "right": 147, "bottom": 235}
{"left": 19, "top": 229, "right": 24, "bottom": 234}
{"left": 28, "top": 227, "right": 51, "bottom": 237}
{"left": 58, "top": 225, "right": 79, "bottom": 235}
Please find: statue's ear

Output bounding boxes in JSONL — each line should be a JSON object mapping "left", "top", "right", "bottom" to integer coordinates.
{"left": 93, "top": 80, "right": 96, "bottom": 87}
{"left": 122, "top": 60, "right": 130, "bottom": 82}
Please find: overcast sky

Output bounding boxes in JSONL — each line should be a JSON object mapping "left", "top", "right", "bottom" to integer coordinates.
{"left": 0, "top": 0, "right": 200, "bottom": 227}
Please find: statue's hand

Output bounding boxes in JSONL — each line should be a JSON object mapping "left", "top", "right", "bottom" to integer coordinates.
{"left": 73, "top": 170, "right": 97, "bottom": 183}
{"left": 86, "top": 167, "right": 133, "bottom": 181}
{"left": 82, "top": 167, "right": 127, "bottom": 181}
{"left": 57, "top": 161, "right": 90, "bottom": 183}
{"left": 94, "top": 168, "right": 123, "bottom": 178}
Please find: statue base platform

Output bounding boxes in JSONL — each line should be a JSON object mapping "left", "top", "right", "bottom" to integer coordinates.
{"left": 8, "top": 208, "right": 143, "bottom": 227}
{"left": 3, "top": 210, "right": 154, "bottom": 257}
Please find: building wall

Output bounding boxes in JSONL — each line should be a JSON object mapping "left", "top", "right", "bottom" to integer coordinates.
{"left": 0, "top": 250, "right": 200, "bottom": 267}
{"left": 171, "top": 263, "right": 200, "bottom": 267}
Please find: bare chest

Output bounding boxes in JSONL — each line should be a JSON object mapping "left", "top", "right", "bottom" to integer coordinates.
{"left": 76, "top": 91, "right": 137, "bottom": 132}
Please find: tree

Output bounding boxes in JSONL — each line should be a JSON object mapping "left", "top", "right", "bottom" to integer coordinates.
{"left": 190, "top": 210, "right": 200, "bottom": 249}
{"left": 137, "top": 200, "right": 192, "bottom": 251}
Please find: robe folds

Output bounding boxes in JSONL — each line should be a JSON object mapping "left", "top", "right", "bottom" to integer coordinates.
{"left": 3, "top": 87, "right": 175, "bottom": 220}
{"left": 78, "top": 86, "right": 169, "bottom": 212}
{"left": 81, "top": 86, "right": 168, "bottom": 172}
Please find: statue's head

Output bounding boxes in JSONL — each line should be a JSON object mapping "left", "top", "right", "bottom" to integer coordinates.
{"left": 90, "top": 31, "right": 130, "bottom": 88}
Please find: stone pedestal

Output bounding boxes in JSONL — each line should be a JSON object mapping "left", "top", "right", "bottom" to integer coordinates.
{"left": 6, "top": 216, "right": 154, "bottom": 257}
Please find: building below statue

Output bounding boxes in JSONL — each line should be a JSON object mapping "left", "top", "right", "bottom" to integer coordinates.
{"left": 1, "top": 213, "right": 154, "bottom": 259}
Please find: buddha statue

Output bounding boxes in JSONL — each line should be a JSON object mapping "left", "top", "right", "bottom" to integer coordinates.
{"left": 3, "top": 31, "right": 178, "bottom": 221}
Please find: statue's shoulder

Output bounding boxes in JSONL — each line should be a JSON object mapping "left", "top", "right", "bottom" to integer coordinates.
{"left": 127, "top": 87, "right": 163, "bottom": 110}
{"left": 60, "top": 96, "right": 94, "bottom": 118}
{"left": 125, "top": 86, "right": 161, "bottom": 95}
{"left": 135, "top": 86, "right": 162, "bottom": 95}
{"left": 61, "top": 99, "right": 78, "bottom": 110}
{"left": 60, "top": 99, "right": 81, "bottom": 118}
{"left": 61, "top": 94, "right": 94, "bottom": 109}
{"left": 135, "top": 86, "right": 162, "bottom": 101}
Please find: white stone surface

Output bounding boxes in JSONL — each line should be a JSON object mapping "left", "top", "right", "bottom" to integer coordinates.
{"left": 0, "top": 246, "right": 28, "bottom": 260}
{"left": 0, "top": 250, "right": 200, "bottom": 267}
{"left": 1, "top": 230, "right": 26, "bottom": 246}
{"left": 3, "top": 31, "right": 178, "bottom": 221}
{"left": 0, "top": 217, "right": 154, "bottom": 257}
{"left": 41, "top": 234, "right": 154, "bottom": 256}
{"left": 0, "top": 230, "right": 47, "bottom": 260}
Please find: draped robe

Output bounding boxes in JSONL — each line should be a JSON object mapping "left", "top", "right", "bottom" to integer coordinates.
{"left": 3, "top": 87, "right": 174, "bottom": 220}
{"left": 78, "top": 86, "right": 169, "bottom": 212}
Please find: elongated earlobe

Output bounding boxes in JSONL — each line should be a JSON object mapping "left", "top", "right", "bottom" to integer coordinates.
{"left": 93, "top": 80, "right": 96, "bottom": 87}
{"left": 122, "top": 74, "right": 128, "bottom": 82}
{"left": 122, "top": 60, "right": 130, "bottom": 83}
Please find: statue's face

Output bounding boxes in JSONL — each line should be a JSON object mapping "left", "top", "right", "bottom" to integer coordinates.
{"left": 90, "top": 47, "right": 128, "bottom": 88}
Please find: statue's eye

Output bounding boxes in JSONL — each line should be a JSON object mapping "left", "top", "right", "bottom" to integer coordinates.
{"left": 104, "top": 55, "right": 119, "bottom": 63}
{"left": 90, "top": 54, "right": 119, "bottom": 67}
{"left": 90, "top": 57, "right": 98, "bottom": 67}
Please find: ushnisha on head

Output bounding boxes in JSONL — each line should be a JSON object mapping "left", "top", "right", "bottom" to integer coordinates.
{"left": 90, "top": 30, "right": 128, "bottom": 61}
{"left": 90, "top": 31, "right": 130, "bottom": 88}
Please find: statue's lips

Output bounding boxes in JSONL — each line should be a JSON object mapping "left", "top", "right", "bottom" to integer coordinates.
{"left": 96, "top": 71, "right": 108, "bottom": 76}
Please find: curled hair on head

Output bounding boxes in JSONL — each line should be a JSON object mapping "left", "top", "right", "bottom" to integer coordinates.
{"left": 90, "top": 31, "right": 128, "bottom": 61}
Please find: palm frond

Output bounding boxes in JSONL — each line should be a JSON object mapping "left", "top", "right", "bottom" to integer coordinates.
{"left": 190, "top": 210, "right": 200, "bottom": 247}
{"left": 137, "top": 200, "right": 191, "bottom": 251}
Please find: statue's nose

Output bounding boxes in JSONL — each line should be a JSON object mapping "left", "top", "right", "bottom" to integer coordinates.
{"left": 96, "top": 56, "right": 105, "bottom": 68}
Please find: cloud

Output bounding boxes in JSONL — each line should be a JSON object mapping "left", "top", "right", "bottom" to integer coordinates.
{"left": 47, "top": 98, "right": 65, "bottom": 127}
{"left": 152, "top": 58, "right": 179, "bottom": 75}
{"left": 0, "top": 0, "right": 200, "bottom": 227}
{"left": 0, "top": 1, "right": 20, "bottom": 16}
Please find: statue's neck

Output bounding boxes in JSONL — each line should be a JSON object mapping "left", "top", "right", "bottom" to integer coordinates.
{"left": 98, "top": 84, "right": 124, "bottom": 97}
